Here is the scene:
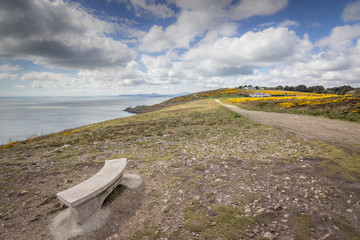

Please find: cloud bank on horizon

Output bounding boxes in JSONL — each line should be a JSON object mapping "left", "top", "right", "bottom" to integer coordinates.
{"left": 0, "top": 0, "right": 360, "bottom": 96}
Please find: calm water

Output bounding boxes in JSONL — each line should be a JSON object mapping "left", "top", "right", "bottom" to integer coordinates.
{"left": 0, "top": 96, "right": 170, "bottom": 145}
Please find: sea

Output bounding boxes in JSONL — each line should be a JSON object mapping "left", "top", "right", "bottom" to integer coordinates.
{"left": 0, "top": 96, "right": 170, "bottom": 145}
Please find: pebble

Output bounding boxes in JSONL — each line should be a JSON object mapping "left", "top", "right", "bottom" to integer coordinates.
{"left": 207, "top": 209, "right": 218, "bottom": 216}
{"left": 245, "top": 208, "right": 251, "bottom": 214}
{"left": 246, "top": 233, "right": 254, "bottom": 238}
{"left": 263, "top": 231, "right": 276, "bottom": 240}
{"left": 257, "top": 208, "right": 266, "bottom": 214}
{"left": 18, "top": 190, "right": 28, "bottom": 196}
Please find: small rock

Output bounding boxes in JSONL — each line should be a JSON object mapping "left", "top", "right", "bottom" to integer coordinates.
{"left": 281, "top": 219, "right": 288, "bottom": 223}
{"left": 246, "top": 233, "right": 254, "bottom": 238}
{"left": 274, "top": 204, "right": 282, "bottom": 210}
{"left": 284, "top": 176, "right": 291, "bottom": 180}
{"left": 299, "top": 175, "right": 307, "bottom": 180}
{"left": 29, "top": 215, "right": 40, "bottom": 222}
{"left": 257, "top": 208, "right": 266, "bottom": 214}
{"left": 346, "top": 209, "right": 353, "bottom": 213}
{"left": 245, "top": 208, "right": 251, "bottom": 214}
{"left": 210, "top": 222, "right": 217, "bottom": 226}
{"left": 18, "top": 190, "right": 28, "bottom": 196}
{"left": 113, "top": 234, "right": 119, "bottom": 238}
{"left": 65, "top": 179, "right": 73, "bottom": 184}
{"left": 207, "top": 209, "right": 218, "bottom": 217}
{"left": 263, "top": 231, "right": 276, "bottom": 240}
{"left": 215, "top": 179, "right": 223, "bottom": 182}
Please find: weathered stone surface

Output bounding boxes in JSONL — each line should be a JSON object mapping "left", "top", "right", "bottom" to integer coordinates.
{"left": 56, "top": 158, "right": 127, "bottom": 223}
{"left": 263, "top": 231, "right": 276, "bottom": 240}
{"left": 121, "top": 173, "right": 142, "bottom": 189}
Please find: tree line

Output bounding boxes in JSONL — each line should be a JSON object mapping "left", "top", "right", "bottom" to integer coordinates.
{"left": 238, "top": 85, "right": 355, "bottom": 95}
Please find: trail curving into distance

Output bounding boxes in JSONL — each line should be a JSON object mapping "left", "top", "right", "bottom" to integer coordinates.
{"left": 216, "top": 99, "right": 360, "bottom": 147}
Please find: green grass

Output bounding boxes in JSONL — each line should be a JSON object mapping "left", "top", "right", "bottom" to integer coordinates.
{"left": 289, "top": 213, "right": 317, "bottom": 240}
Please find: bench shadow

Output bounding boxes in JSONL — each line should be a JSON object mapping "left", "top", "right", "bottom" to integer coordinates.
{"left": 83, "top": 182, "right": 146, "bottom": 239}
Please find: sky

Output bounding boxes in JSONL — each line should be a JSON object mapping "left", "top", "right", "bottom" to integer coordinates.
{"left": 0, "top": 0, "right": 360, "bottom": 96}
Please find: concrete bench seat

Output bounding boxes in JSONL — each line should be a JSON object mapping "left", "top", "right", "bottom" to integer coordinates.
{"left": 56, "top": 158, "right": 127, "bottom": 223}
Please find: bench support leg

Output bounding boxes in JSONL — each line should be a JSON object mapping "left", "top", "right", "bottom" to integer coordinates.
{"left": 70, "top": 176, "right": 123, "bottom": 224}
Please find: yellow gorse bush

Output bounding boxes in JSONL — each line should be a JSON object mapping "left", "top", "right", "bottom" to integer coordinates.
{"left": 1, "top": 127, "right": 88, "bottom": 149}
{"left": 224, "top": 90, "right": 360, "bottom": 114}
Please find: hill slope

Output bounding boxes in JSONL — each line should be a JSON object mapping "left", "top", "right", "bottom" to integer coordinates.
{"left": 0, "top": 99, "right": 359, "bottom": 239}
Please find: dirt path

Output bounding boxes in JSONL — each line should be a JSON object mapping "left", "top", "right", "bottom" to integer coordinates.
{"left": 216, "top": 99, "right": 360, "bottom": 146}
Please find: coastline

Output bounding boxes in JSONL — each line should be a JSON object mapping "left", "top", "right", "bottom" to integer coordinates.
{"left": 0, "top": 96, "right": 171, "bottom": 145}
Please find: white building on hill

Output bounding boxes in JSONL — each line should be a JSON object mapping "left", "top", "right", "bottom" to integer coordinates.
{"left": 249, "top": 92, "right": 271, "bottom": 97}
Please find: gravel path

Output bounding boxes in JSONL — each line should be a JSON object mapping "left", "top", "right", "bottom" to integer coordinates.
{"left": 216, "top": 99, "right": 360, "bottom": 146}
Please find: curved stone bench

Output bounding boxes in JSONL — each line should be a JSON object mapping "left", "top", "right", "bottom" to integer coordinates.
{"left": 56, "top": 158, "right": 127, "bottom": 223}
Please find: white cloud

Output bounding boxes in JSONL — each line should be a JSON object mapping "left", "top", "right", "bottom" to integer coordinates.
{"left": 0, "top": 64, "right": 21, "bottom": 81}
{"left": 278, "top": 19, "right": 299, "bottom": 28}
{"left": 20, "top": 72, "right": 82, "bottom": 89}
{"left": 137, "top": 26, "right": 317, "bottom": 91}
{"left": 237, "top": 38, "right": 360, "bottom": 88}
{"left": 12, "top": 84, "right": 26, "bottom": 89}
{"left": 0, "top": 72, "right": 18, "bottom": 81}
{"left": 19, "top": 59, "right": 147, "bottom": 92}
{"left": 0, "top": 64, "right": 22, "bottom": 72}
{"left": 139, "top": 0, "right": 288, "bottom": 52}
{"left": 184, "top": 27, "right": 312, "bottom": 70}
{"left": 78, "top": 61, "right": 146, "bottom": 88}
{"left": 316, "top": 24, "right": 360, "bottom": 51}
{"left": 128, "top": 0, "right": 175, "bottom": 18}
{"left": 0, "top": 0, "right": 132, "bottom": 69}
{"left": 342, "top": 0, "right": 360, "bottom": 22}
{"left": 230, "top": 0, "right": 288, "bottom": 20}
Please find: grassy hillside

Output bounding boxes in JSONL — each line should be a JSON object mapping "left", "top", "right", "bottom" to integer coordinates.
{"left": 1, "top": 99, "right": 359, "bottom": 239}
{"left": 125, "top": 88, "right": 360, "bottom": 122}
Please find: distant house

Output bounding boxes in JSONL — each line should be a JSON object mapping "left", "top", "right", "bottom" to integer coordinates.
{"left": 249, "top": 92, "right": 271, "bottom": 97}
{"left": 243, "top": 86, "right": 256, "bottom": 90}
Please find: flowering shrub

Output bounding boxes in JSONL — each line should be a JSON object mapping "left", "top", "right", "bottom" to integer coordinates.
{"left": 224, "top": 91, "right": 360, "bottom": 116}
{"left": 63, "top": 128, "right": 87, "bottom": 136}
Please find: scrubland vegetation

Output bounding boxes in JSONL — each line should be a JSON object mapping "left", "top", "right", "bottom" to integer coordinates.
{"left": 126, "top": 86, "right": 360, "bottom": 122}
